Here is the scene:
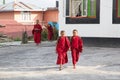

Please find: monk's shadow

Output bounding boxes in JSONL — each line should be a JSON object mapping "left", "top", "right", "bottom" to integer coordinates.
{"left": 27, "top": 66, "right": 68, "bottom": 71}
{"left": 26, "top": 66, "right": 59, "bottom": 71}
{"left": 1, "top": 66, "right": 68, "bottom": 72}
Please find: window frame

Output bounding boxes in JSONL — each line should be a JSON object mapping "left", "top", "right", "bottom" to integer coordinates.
{"left": 65, "top": 0, "right": 100, "bottom": 24}
{"left": 113, "top": 0, "right": 120, "bottom": 24}
{"left": 21, "top": 11, "right": 31, "bottom": 21}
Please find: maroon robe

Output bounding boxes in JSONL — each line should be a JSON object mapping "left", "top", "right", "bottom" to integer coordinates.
{"left": 71, "top": 36, "right": 83, "bottom": 65}
{"left": 32, "top": 24, "right": 42, "bottom": 44}
{"left": 47, "top": 26, "right": 53, "bottom": 40}
{"left": 56, "top": 36, "right": 70, "bottom": 65}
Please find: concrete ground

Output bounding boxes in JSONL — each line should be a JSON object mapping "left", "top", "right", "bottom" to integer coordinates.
{"left": 0, "top": 41, "right": 120, "bottom": 80}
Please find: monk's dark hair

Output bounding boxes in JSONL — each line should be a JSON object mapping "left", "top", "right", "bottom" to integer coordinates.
{"left": 73, "top": 29, "right": 78, "bottom": 32}
{"left": 36, "top": 20, "right": 39, "bottom": 24}
{"left": 60, "top": 30, "right": 65, "bottom": 33}
{"left": 36, "top": 19, "right": 39, "bottom": 22}
{"left": 48, "top": 23, "right": 52, "bottom": 27}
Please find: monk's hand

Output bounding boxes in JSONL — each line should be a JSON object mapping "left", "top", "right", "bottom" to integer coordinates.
{"left": 81, "top": 48, "right": 83, "bottom": 53}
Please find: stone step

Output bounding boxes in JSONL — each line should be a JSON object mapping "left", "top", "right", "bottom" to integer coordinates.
{"left": 0, "top": 38, "right": 13, "bottom": 43}
{"left": 0, "top": 34, "right": 8, "bottom": 38}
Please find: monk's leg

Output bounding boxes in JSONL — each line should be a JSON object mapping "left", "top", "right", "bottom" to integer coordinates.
{"left": 71, "top": 49, "right": 77, "bottom": 69}
{"left": 50, "top": 33, "right": 52, "bottom": 40}
{"left": 34, "top": 33, "right": 38, "bottom": 45}
{"left": 76, "top": 50, "right": 80, "bottom": 62}
{"left": 48, "top": 33, "right": 50, "bottom": 40}
{"left": 59, "top": 64, "right": 62, "bottom": 71}
{"left": 63, "top": 52, "right": 68, "bottom": 64}
{"left": 34, "top": 33, "right": 41, "bottom": 45}
{"left": 56, "top": 53, "right": 63, "bottom": 70}
{"left": 37, "top": 33, "right": 41, "bottom": 45}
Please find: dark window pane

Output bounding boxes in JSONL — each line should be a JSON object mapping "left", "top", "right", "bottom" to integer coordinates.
{"left": 66, "top": 0, "right": 70, "bottom": 16}
{"left": 113, "top": 0, "right": 120, "bottom": 24}
{"left": 118, "top": 0, "right": 120, "bottom": 17}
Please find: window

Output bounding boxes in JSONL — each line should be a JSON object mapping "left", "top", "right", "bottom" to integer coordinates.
{"left": 71, "top": 0, "right": 84, "bottom": 17}
{"left": 21, "top": 11, "right": 31, "bottom": 21}
{"left": 68, "top": 0, "right": 96, "bottom": 17}
{"left": 88, "top": 0, "right": 96, "bottom": 17}
{"left": 113, "top": 0, "right": 120, "bottom": 23}
{"left": 66, "top": 0, "right": 100, "bottom": 24}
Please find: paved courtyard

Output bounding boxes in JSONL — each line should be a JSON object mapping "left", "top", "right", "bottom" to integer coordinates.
{"left": 0, "top": 41, "right": 120, "bottom": 80}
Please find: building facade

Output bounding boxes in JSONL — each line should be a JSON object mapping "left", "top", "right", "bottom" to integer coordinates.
{"left": 0, "top": 1, "right": 58, "bottom": 38}
{"left": 59, "top": 0, "right": 120, "bottom": 38}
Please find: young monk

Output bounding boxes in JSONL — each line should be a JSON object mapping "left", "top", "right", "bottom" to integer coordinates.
{"left": 32, "top": 20, "right": 42, "bottom": 45}
{"left": 47, "top": 24, "right": 54, "bottom": 41}
{"left": 71, "top": 29, "right": 83, "bottom": 69}
{"left": 56, "top": 30, "right": 70, "bottom": 70}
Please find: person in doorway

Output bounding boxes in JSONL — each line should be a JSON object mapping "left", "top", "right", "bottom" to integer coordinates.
{"left": 71, "top": 29, "right": 83, "bottom": 69}
{"left": 56, "top": 30, "right": 70, "bottom": 70}
{"left": 76, "top": 3, "right": 82, "bottom": 17}
{"left": 32, "top": 20, "right": 42, "bottom": 45}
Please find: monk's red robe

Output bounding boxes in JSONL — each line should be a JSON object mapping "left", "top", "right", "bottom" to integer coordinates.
{"left": 71, "top": 36, "right": 83, "bottom": 65}
{"left": 32, "top": 24, "right": 42, "bottom": 44}
{"left": 47, "top": 26, "right": 53, "bottom": 40}
{"left": 56, "top": 36, "right": 70, "bottom": 65}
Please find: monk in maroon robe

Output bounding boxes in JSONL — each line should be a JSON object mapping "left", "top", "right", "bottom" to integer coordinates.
{"left": 32, "top": 20, "right": 42, "bottom": 45}
{"left": 71, "top": 29, "right": 83, "bottom": 69}
{"left": 47, "top": 24, "right": 54, "bottom": 41}
{"left": 56, "top": 31, "right": 70, "bottom": 70}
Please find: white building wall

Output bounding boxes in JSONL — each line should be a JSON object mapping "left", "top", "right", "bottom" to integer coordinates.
{"left": 59, "top": 0, "right": 120, "bottom": 38}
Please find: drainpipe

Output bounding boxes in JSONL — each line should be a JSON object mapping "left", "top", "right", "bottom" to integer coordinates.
{"left": 42, "top": 8, "right": 45, "bottom": 26}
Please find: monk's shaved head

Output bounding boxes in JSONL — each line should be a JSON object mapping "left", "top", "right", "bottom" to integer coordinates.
{"left": 61, "top": 30, "right": 65, "bottom": 33}
{"left": 60, "top": 30, "right": 65, "bottom": 36}
{"left": 73, "top": 29, "right": 78, "bottom": 32}
{"left": 36, "top": 20, "right": 39, "bottom": 24}
{"left": 73, "top": 29, "right": 78, "bottom": 36}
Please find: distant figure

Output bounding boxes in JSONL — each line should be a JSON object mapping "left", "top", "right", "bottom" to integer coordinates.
{"left": 76, "top": 3, "right": 82, "bottom": 17}
{"left": 56, "top": 31, "right": 70, "bottom": 70}
{"left": 47, "top": 24, "right": 54, "bottom": 41}
{"left": 32, "top": 20, "right": 42, "bottom": 45}
{"left": 71, "top": 29, "right": 83, "bottom": 69}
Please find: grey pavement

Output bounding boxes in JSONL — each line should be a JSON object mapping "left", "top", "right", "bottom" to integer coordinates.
{"left": 0, "top": 41, "right": 120, "bottom": 80}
